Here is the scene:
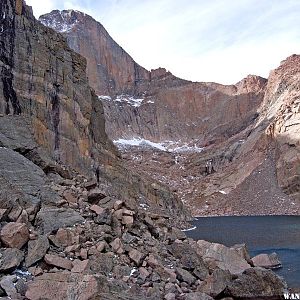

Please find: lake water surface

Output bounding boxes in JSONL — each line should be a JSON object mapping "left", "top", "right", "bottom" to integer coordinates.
{"left": 185, "top": 216, "right": 300, "bottom": 289}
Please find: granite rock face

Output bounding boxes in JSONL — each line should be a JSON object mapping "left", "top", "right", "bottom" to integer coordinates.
{"left": 40, "top": 10, "right": 266, "bottom": 144}
{"left": 0, "top": 1, "right": 114, "bottom": 173}
{"left": 39, "top": 9, "right": 300, "bottom": 215}
{"left": 263, "top": 55, "right": 300, "bottom": 201}
{"left": 39, "top": 9, "right": 150, "bottom": 96}
{"left": 0, "top": 0, "right": 188, "bottom": 220}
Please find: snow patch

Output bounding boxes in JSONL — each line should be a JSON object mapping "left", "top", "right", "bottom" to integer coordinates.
{"left": 114, "top": 138, "right": 166, "bottom": 151}
{"left": 219, "top": 190, "right": 227, "bottom": 195}
{"left": 182, "top": 226, "right": 197, "bottom": 232}
{"left": 114, "top": 138, "right": 204, "bottom": 153}
{"left": 129, "top": 268, "right": 137, "bottom": 277}
{"left": 115, "top": 95, "right": 144, "bottom": 107}
{"left": 98, "top": 95, "right": 111, "bottom": 101}
{"left": 97, "top": 94, "right": 145, "bottom": 107}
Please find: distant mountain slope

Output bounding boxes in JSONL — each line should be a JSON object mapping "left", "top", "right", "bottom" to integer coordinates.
{"left": 40, "top": 10, "right": 266, "bottom": 146}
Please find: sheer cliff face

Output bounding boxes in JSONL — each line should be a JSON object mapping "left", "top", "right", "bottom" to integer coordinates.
{"left": 0, "top": 0, "right": 188, "bottom": 219}
{"left": 263, "top": 55, "right": 300, "bottom": 200}
{"left": 40, "top": 11, "right": 267, "bottom": 144}
{"left": 39, "top": 10, "right": 150, "bottom": 96}
{"left": 0, "top": 0, "right": 114, "bottom": 173}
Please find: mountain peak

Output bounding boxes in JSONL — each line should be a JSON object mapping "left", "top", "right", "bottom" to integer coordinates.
{"left": 39, "top": 9, "right": 86, "bottom": 33}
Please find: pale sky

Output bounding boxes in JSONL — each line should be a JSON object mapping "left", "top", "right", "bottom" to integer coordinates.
{"left": 26, "top": 0, "right": 300, "bottom": 84}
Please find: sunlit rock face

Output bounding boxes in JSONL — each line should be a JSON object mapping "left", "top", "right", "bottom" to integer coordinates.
{"left": 40, "top": 11, "right": 267, "bottom": 145}
{"left": 39, "top": 9, "right": 150, "bottom": 96}
{"left": 0, "top": 0, "right": 189, "bottom": 220}
{"left": 40, "top": 9, "right": 300, "bottom": 215}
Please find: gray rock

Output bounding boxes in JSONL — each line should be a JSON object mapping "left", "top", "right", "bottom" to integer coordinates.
{"left": 0, "top": 148, "right": 59, "bottom": 211}
{"left": 225, "top": 267, "right": 287, "bottom": 298}
{"left": 35, "top": 207, "right": 84, "bottom": 234}
{"left": 198, "top": 269, "right": 231, "bottom": 297}
{"left": 231, "top": 243, "right": 253, "bottom": 265}
{"left": 181, "top": 292, "right": 214, "bottom": 300}
{"left": 176, "top": 268, "right": 196, "bottom": 285}
{"left": 95, "top": 208, "right": 112, "bottom": 225}
{"left": 252, "top": 252, "right": 282, "bottom": 269}
{"left": 168, "top": 242, "right": 208, "bottom": 278}
{"left": 25, "top": 235, "right": 50, "bottom": 267}
{"left": 0, "top": 248, "right": 24, "bottom": 271}
{"left": 0, "top": 275, "right": 18, "bottom": 298}
{"left": 196, "top": 240, "right": 251, "bottom": 275}
{"left": 89, "top": 253, "right": 115, "bottom": 275}
{"left": 87, "top": 188, "right": 106, "bottom": 204}
{"left": 129, "top": 249, "right": 144, "bottom": 266}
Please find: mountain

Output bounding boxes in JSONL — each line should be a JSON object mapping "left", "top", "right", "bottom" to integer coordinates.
{"left": 39, "top": 10, "right": 266, "bottom": 144}
{"left": 40, "top": 9, "right": 299, "bottom": 216}
{"left": 0, "top": 1, "right": 294, "bottom": 298}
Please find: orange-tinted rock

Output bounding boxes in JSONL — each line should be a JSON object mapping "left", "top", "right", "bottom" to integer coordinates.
{"left": 44, "top": 254, "right": 73, "bottom": 270}
{"left": 25, "top": 273, "right": 99, "bottom": 300}
{"left": 0, "top": 222, "right": 29, "bottom": 249}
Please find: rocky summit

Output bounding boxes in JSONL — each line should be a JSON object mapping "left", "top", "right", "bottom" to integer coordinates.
{"left": 39, "top": 8, "right": 300, "bottom": 217}
{"left": 0, "top": 0, "right": 296, "bottom": 299}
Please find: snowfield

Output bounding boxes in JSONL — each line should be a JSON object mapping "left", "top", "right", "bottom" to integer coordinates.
{"left": 113, "top": 138, "right": 203, "bottom": 153}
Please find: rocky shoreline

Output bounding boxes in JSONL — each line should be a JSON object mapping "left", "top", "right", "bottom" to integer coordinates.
{"left": 0, "top": 172, "right": 290, "bottom": 299}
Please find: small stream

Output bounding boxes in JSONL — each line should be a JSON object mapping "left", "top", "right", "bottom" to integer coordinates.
{"left": 185, "top": 215, "right": 300, "bottom": 288}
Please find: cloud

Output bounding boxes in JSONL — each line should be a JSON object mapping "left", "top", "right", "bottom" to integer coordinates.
{"left": 26, "top": 0, "right": 300, "bottom": 84}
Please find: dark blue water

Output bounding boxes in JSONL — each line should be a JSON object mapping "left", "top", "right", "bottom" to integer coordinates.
{"left": 185, "top": 216, "right": 300, "bottom": 288}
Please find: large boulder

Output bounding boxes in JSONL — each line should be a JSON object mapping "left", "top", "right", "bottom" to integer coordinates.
{"left": 251, "top": 253, "right": 282, "bottom": 269}
{"left": 199, "top": 269, "right": 232, "bottom": 297}
{"left": 35, "top": 207, "right": 84, "bottom": 234}
{"left": 0, "top": 248, "right": 24, "bottom": 271}
{"left": 25, "top": 235, "right": 50, "bottom": 267}
{"left": 0, "top": 222, "right": 29, "bottom": 249}
{"left": 25, "top": 273, "right": 102, "bottom": 300}
{"left": 0, "top": 148, "right": 59, "bottom": 212}
{"left": 225, "top": 267, "right": 287, "bottom": 299}
{"left": 196, "top": 240, "right": 251, "bottom": 275}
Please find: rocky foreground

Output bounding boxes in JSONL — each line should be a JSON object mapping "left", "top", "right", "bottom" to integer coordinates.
{"left": 0, "top": 170, "right": 289, "bottom": 299}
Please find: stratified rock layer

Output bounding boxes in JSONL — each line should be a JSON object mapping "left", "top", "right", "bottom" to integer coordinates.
{"left": 0, "top": 0, "right": 188, "bottom": 220}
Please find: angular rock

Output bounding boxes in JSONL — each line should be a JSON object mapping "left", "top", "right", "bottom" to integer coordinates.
{"left": 90, "top": 205, "right": 104, "bottom": 215}
{"left": 225, "top": 267, "right": 286, "bottom": 298}
{"left": 196, "top": 240, "right": 251, "bottom": 275}
{"left": 182, "top": 292, "right": 214, "bottom": 300}
{"left": 199, "top": 269, "right": 231, "bottom": 297}
{"left": 129, "top": 249, "right": 144, "bottom": 266}
{"left": 168, "top": 242, "right": 208, "bottom": 276}
{"left": 164, "top": 293, "right": 176, "bottom": 300}
{"left": 0, "top": 275, "right": 18, "bottom": 299}
{"left": 49, "top": 228, "right": 76, "bottom": 248}
{"left": 25, "top": 273, "right": 102, "bottom": 300}
{"left": 0, "top": 248, "right": 24, "bottom": 271}
{"left": 122, "top": 215, "right": 134, "bottom": 226}
{"left": 110, "top": 238, "right": 123, "bottom": 254}
{"left": 231, "top": 244, "right": 252, "bottom": 265}
{"left": 71, "top": 259, "right": 90, "bottom": 273}
{"left": 25, "top": 235, "right": 50, "bottom": 267}
{"left": 44, "top": 254, "right": 73, "bottom": 270}
{"left": 0, "top": 222, "right": 29, "bottom": 249}
{"left": 89, "top": 253, "right": 114, "bottom": 275}
{"left": 95, "top": 208, "right": 112, "bottom": 225}
{"left": 63, "top": 191, "right": 77, "bottom": 204}
{"left": 87, "top": 189, "right": 106, "bottom": 204}
{"left": 252, "top": 252, "right": 282, "bottom": 269}
{"left": 176, "top": 268, "right": 196, "bottom": 285}
{"left": 35, "top": 207, "right": 84, "bottom": 234}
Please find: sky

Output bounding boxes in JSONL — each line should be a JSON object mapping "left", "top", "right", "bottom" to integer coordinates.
{"left": 26, "top": 0, "right": 300, "bottom": 84}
